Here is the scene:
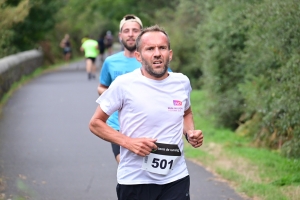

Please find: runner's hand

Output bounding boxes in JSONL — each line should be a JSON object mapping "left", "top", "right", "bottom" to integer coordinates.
{"left": 125, "top": 138, "right": 157, "bottom": 157}
{"left": 187, "top": 130, "right": 203, "bottom": 148}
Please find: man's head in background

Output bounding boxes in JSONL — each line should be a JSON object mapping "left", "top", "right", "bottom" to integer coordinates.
{"left": 119, "top": 14, "right": 143, "bottom": 52}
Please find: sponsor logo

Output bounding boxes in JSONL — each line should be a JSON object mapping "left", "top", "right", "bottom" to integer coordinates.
{"left": 173, "top": 100, "right": 182, "bottom": 106}
{"left": 168, "top": 100, "right": 183, "bottom": 112}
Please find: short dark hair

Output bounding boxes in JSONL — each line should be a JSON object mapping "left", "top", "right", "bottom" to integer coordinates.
{"left": 135, "top": 25, "right": 171, "bottom": 52}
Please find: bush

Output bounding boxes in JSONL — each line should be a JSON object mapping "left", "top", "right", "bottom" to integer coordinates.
{"left": 237, "top": 0, "right": 300, "bottom": 157}
{"left": 195, "top": 0, "right": 250, "bottom": 129}
{"left": 154, "top": 0, "right": 204, "bottom": 87}
{"left": 192, "top": 0, "right": 300, "bottom": 157}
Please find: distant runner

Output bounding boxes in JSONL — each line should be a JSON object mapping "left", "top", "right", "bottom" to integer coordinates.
{"left": 80, "top": 37, "right": 98, "bottom": 80}
{"left": 104, "top": 30, "right": 114, "bottom": 56}
{"left": 60, "top": 34, "right": 72, "bottom": 62}
{"left": 97, "top": 33, "right": 106, "bottom": 62}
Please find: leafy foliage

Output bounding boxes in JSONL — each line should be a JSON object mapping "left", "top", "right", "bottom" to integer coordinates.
{"left": 195, "top": 0, "right": 250, "bottom": 128}
{"left": 237, "top": 0, "right": 300, "bottom": 157}
{"left": 190, "top": 0, "right": 300, "bottom": 157}
{"left": 0, "top": 0, "right": 30, "bottom": 57}
{"left": 154, "top": 0, "right": 202, "bottom": 81}
{"left": 48, "top": 0, "right": 180, "bottom": 62}
{"left": 10, "top": 0, "right": 64, "bottom": 51}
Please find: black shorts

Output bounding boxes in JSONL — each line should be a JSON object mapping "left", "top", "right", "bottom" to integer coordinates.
{"left": 111, "top": 142, "right": 120, "bottom": 158}
{"left": 116, "top": 175, "right": 190, "bottom": 200}
{"left": 63, "top": 50, "right": 71, "bottom": 55}
{"left": 105, "top": 43, "right": 113, "bottom": 48}
{"left": 86, "top": 57, "right": 96, "bottom": 63}
{"left": 99, "top": 47, "right": 105, "bottom": 54}
{"left": 63, "top": 47, "right": 71, "bottom": 55}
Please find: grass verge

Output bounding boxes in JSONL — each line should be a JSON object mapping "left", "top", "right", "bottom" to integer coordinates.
{"left": 185, "top": 90, "right": 300, "bottom": 200}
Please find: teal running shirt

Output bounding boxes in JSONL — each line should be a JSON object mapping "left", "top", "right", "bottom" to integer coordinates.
{"left": 99, "top": 52, "right": 141, "bottom": 130}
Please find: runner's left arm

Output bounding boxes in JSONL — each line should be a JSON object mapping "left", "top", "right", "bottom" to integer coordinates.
{"left": 183, "top": 107, "right": 203, "bottom": 148}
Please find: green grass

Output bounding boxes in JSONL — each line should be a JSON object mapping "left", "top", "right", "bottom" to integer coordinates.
{"left": 185, "top": 90, "right": 300, "bottom": 200}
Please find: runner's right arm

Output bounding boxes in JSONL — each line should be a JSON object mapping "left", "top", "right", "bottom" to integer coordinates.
{"left": 89, "top": 106, "right": 157, "bottom": 156}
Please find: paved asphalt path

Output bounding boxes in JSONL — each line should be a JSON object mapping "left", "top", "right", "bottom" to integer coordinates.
{"left": 0, "top": 59, "right": 247, "bottom": 200}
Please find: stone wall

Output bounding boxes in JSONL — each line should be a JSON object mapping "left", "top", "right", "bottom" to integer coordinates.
{"left": 0, "top": 50, "right": 43, "bottom": 100}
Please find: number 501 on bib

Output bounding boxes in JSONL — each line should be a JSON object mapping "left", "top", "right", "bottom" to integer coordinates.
{"left": 142, "top": 143, "right": 181, "bottom": 175}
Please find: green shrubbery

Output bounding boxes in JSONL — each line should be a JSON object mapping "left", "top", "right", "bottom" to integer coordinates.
{"left": 155, "top": 0, "right": 203, "bottom": 87}
{"left": 192, "top": 0, "right": 300, "bottom": 158}
{"left": 242, "top": 0, "right": 300, "bottom": 158}
{"left": 196, "top": 0, "right": 249, "bottom": 129}
{"left": 0, "top": 0, "right": 63, "bottom": 60}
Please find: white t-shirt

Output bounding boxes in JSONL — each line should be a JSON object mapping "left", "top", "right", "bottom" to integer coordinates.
{"left": 96, "top": 68, "right": 192, "bottom": 185}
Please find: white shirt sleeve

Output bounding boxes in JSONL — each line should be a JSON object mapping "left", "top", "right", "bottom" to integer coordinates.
{"left": 96, "top": 77, "right": 124, "bottom": 116}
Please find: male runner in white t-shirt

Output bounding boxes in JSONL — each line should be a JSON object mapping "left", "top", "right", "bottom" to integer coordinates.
{"left": 90, "top": 25, "right": 203, "bottom": 200}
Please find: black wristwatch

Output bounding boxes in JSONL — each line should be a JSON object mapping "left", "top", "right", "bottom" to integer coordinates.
{"left": 185, "top": 133, "right": 189, "bottom": 143}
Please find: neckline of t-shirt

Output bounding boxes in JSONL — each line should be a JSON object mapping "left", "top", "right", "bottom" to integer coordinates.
{"left": 138, "top": 68, "right": 171, "bottom": 83}
{"left": 122, "top": 51, "right": 136, "bottom": 59}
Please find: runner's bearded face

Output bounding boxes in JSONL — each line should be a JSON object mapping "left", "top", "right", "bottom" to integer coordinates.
{"left": 139, "top": 32, "right": 171, "bottom": 78}
{"left": 141, "top": 53, "right": 169, "bottom": 78}
{"left": 120, "top": 22, "right": 141, "bottom": 52}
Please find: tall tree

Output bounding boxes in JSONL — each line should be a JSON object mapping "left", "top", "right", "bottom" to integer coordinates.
{"left": 0, "top": 0, "right": 30, "bottom": 57}
{"left": 10, "top": 0, "right": 64, "bottom": 51}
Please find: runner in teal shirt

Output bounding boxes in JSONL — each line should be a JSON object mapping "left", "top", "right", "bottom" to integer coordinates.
{"left": 97, "top": 15, "right": 144, "bottom": 163}
{"left": 100, "top": 51, "right": 142, "bottom": 130}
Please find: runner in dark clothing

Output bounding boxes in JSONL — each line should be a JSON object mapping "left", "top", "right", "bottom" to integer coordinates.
{"left": 98, "top": 33, "right": 106, "bottom": 62}
{"left": 104, "top": 30, "right": 114, "bottom": 56}
{"left": 60, "top": 34, "right": 72, "bottom": 62}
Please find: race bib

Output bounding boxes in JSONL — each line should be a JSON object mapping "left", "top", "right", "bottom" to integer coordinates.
{"left": 142, "top": 143, "right": 181, "bottom": 175}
